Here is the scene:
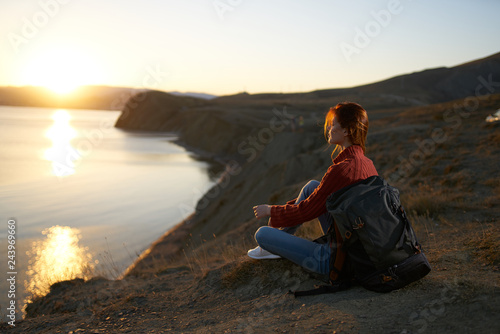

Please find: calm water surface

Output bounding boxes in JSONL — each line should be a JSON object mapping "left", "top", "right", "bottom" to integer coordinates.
{"left": 0, "top": 106, "right": 215, "bottom": 315}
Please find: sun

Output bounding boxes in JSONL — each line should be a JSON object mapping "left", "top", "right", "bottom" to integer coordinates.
{"left": 22, "top": 47, "right": 105, "bottom": 95}
{"left": 47, "top": 79, "right": 81, "bottom": 95}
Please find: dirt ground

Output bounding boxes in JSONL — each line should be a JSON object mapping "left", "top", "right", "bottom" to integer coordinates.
{"left": 2, "top": 218, "right": 499, "bottom": 333}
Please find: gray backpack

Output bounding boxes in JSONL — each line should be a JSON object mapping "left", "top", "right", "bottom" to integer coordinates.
{"left": 292, "top": 176, "right": 431, "bottom": 296}
{"left": 327, "top": 175, "right": 431, "bottom": 292}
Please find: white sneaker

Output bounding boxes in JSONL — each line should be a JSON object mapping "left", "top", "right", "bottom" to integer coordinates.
{"left": 247, "top": 246, "right": 281, "bottom": 260}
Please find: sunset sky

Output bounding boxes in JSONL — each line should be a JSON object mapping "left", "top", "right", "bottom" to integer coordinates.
{"left": 1, "top": 0, "right": 499, "bottom": 96}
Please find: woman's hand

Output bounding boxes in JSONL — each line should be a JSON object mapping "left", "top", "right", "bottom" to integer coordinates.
{"left": 253, "top": 205, "right": 271, "bottom": 219}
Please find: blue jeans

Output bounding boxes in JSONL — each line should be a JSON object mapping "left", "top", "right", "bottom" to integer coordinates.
{"left": 254, "top": 180, "right": 332, "bottom": 276}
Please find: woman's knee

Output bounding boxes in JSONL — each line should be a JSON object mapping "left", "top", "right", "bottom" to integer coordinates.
{"left": 303, "top": 180, "right": 320, "bottom": 196}
{"left": 255, "top": 226, "right": 274, "bottom": 245}
{"left": 305, "top": 180, "right": 320, "bottom": 187}
{"left": 304, "top": 180, "right": 320, "bottom": 191}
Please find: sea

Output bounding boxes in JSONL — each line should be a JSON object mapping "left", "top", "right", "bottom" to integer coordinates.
{"left": 0, "top": 106, "right": 216, "bottom": 317}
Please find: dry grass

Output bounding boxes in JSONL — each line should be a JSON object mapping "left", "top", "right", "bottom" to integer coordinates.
{"left": 440, "top": 169, "right": 474, "bottom": 190}
{"left": 401, "top": 185, "right": 447, "bottom": 217}
{"left": 484, "top": 196, "right": 500, "bottom": 208}
{"left": 464, "top": 223, "right": 500, "bottom": 267}
{"left": 220, "top": 257, "right": 313, "bottom": 292}
{"left": 221, "top": 260, "right": 269, "bottom": 289}
{"left": 443, "top": 164, "right": 456, "bottom": 175}
{"left": 408, "top": 212, "right": 436, "bottom": 236}
{"left": 218, "top": 238, "right": 254, "bottom": 264}
{"left": 177, "top": 232, "right": 256, "bottom": 280}
{"left": 482, "top": 178, "right": 500, "bottom": 208}
{"left": 181, "top": 240, "right": 219, "bottom": 279}
{"left": 486, "top": 130, "right": 500, "bottom": 144}
{"left": 483, "top": 178, "right": 500, "bottom": 188}
{"left": 405, "top": 211, "right": 448, "bottom": 260}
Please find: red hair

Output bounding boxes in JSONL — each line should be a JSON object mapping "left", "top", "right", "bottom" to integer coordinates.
{"left": 324, "top": 102, "right": 369, "bottom": 155}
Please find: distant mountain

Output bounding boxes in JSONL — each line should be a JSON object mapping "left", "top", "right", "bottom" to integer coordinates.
{"left": 306, "top": 51, "right": 500, "bottom": 105}
{"left": 0, "top": 85, "right": 144, "bottom": 110}
{"left": 0, "top": 85, "right": 217, "bottom": 110}
{"left": 168, "top": 91, "right": 217, "bottom": 100}
{"left": 211, "top": 51, "right": 500, "bottom": 110}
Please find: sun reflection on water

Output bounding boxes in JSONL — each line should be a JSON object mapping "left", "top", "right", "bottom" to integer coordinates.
{"left": 44, "top": 109, "right": 81, "bottom": 177}
{"left": 24, "top": 226, "right": 95, "bottom": 304}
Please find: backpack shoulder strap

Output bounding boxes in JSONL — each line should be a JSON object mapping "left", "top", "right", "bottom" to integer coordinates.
{"left": 290, "top": 281, "right": 351, "bottom": 297}
{"left": 328, "top": 222, "right": 347, "bottom": 282}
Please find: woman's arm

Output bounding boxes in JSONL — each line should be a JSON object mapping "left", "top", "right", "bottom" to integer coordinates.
{"left": 252, "top": 165, "right": 344, "bottom": 224}
{"left": 269, "top": 162, "right": 353, "bottom": 227}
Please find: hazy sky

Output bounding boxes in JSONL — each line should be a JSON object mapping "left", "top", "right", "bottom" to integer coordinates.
{"left": 1, "top": 0, "right": 499, "bottom": 96}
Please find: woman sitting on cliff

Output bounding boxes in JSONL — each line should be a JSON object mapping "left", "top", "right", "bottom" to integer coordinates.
{"left": 248, "top": 102, "right": 378, "bottom": 277}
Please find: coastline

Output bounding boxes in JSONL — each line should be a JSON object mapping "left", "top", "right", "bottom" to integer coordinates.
{"left": 122, "top": 137, "right": 234, "bottom": 279}
{"left": 121, "top": 213, "right": 197, "bottom": 278}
